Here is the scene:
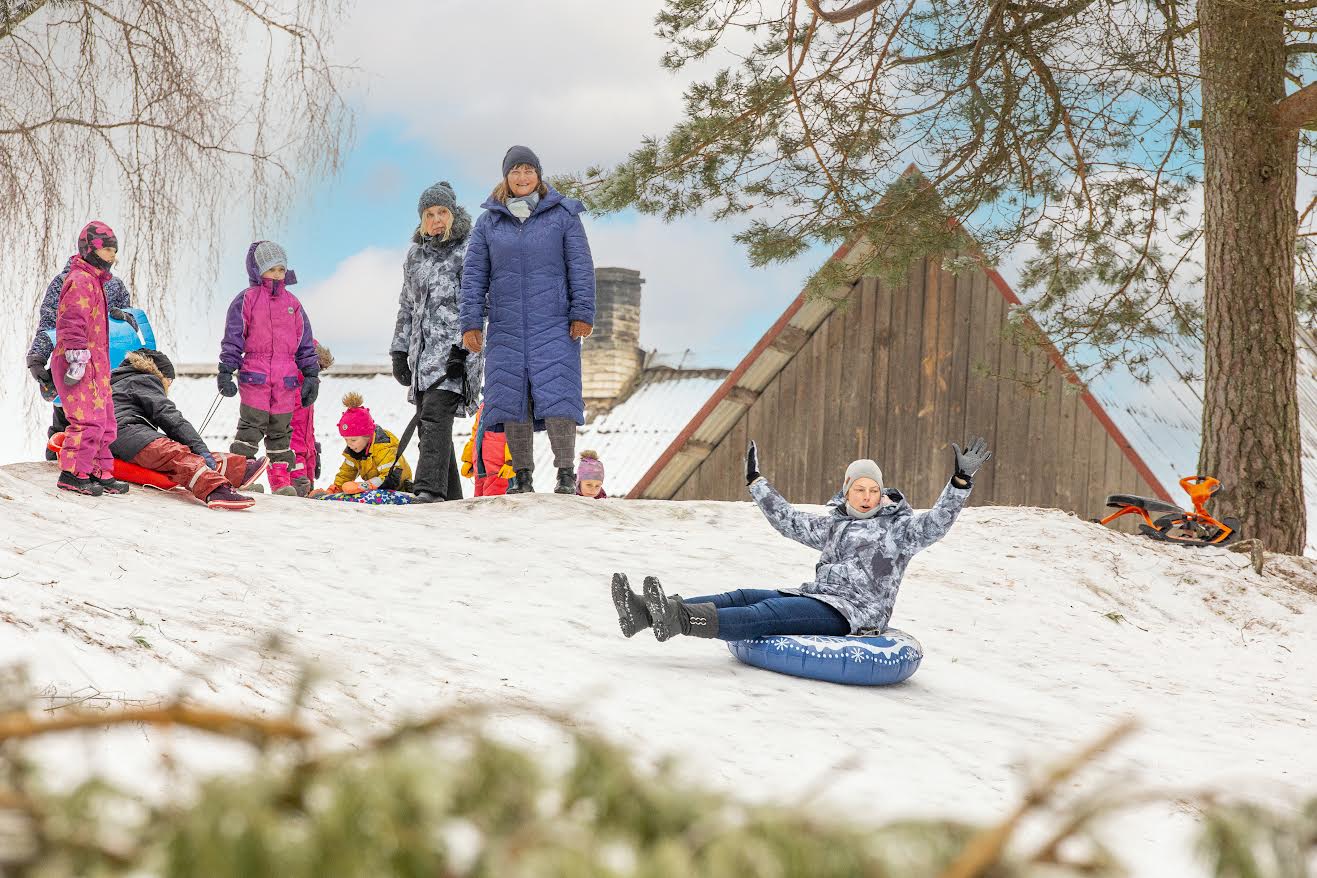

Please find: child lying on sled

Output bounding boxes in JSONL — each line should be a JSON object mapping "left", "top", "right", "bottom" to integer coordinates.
{"left": 610, "top": 436, "right": 992, "bottom": 642}
{"left": 109, "top": 349, "right": 266, "bottom": 510}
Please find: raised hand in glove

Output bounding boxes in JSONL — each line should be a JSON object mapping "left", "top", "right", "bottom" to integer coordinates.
{"left": 390, "top": 351, "right": 412, "bottom": 387}
{"left": 217, "top": 366, "right": 237, "bottom": 397}
{"left": 951, "top": 436, "right": 993, "bottom": 488}
{"left": 109, "top": 308, "right": 139, "bottom": 333}
{"left": 745, "top": 440, "right": 761, "bottom": 486}
{"left": 300, "top": 374, "right": 320, "bottom": 407}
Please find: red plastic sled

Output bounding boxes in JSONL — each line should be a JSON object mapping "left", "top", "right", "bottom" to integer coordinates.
{"left": 47, "top": 432, "right": 179, "bottom": 490}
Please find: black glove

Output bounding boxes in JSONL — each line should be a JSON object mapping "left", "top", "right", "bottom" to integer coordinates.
{"left": 745, "top": 440, "right": 761, "bottom": 486}
{"left": 444, "top": 343, "right": 469, "bottom": 381}
{"left": 28, "top": 360, "right": 53, "bottom": 387}
{"left": 300, "top": 374, "right": 320, "bottom": 407}
{"left": 380, "top": 468, "right": 402, "bottom": 492}
{"left": 314, "top": 440, "right": 322, "bottom": 480}
{"left": 391, "top": 351, "right": 412, "bottom": 387}
{"left": 951, "top": 436, "right": 993, "bottom": 487}
{"left": 109, "top": 308, "right": 139, "bottom": 333}
{"left": 217, "top": 366, "right": 237, "bottom": 397}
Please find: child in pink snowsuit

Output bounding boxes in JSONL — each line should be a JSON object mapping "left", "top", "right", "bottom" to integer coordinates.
{"left": 216, "top": 241, "right": 320, "bottom": 495}
{"left": 289, "top": 341, "right": 333, "bottom": 496}
{"left": 51, "top": 221, "right": 129, "bottom": 497}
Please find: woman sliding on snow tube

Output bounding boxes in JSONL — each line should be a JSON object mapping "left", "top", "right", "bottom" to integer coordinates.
{"left": 611, "top": 436, "right": 993, "bottom": 642}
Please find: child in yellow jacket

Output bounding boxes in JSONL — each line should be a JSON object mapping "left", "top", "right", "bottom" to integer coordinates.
{"left": 330, "top": 392, "right": 413, "bottom": 494}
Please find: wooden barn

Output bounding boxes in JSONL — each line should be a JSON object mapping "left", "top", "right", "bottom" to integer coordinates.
{"left": 628, "top": 237, "right": 1174, "bottom": 522}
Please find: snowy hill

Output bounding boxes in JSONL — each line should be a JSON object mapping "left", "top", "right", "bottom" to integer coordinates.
{"left": 0, "top": 459, "right": 1314, "bottom": 874}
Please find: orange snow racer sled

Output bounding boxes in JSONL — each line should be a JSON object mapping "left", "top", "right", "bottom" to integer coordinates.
{"left": 1098, "top": 475, "right": 1241, "bottom": 547}
{"left": 47, "top": 432, "right": 178, "bottom": 490}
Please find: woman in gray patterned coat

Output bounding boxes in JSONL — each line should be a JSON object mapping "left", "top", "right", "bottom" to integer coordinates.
{"left": 390, "top": 181, "right": 483, "bottom": 502}
{"left": 611, "top": 437, "right": 993, "bottom": 642}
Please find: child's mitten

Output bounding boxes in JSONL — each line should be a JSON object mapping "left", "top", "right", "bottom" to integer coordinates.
{"left": 64, "top": 349, "right": 91, "bottom": 384}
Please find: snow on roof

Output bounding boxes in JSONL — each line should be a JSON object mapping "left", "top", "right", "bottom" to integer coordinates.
{"left": 168, "top": 368, "right": 726, "bottom": 497}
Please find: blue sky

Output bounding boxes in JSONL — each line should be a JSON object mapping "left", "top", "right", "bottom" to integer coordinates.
{"left": 183, "top": 2, "right": 826, "bottom": 368}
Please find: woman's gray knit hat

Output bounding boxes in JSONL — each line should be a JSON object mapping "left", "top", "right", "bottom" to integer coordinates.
{"left": 843, "top": 459, "right": 884, "bottom": 493}
{"left": 502, "top": 145, "right": 542, "bottom": 179}
{"left": 417, "top": 181, "right": 457, "bottom": 217}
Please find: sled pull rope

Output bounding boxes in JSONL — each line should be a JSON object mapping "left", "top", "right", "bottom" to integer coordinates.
{"left": 197, "top": 392, "right": 224, "bottom": 435}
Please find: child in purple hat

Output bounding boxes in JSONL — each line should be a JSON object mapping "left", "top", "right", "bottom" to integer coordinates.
{"left": 576, "top": 449, "right": 607, "bottom": 499}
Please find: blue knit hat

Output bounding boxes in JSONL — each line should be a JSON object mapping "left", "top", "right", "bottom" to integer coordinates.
{"left": 502, "top": 145, "right": 542, "bottom": 179}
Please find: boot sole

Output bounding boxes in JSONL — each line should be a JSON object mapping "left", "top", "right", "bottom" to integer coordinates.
{"left": 642, "top": 576, "right": 675, "bottom": 642}
{"left": 58, "top": 481, "right": 103, "bottom": 497}
{"left": 97, "top": 484, "right": 130, "bottom": 495}
{"left": 611, "top": 573, "right": 644, "bottom": 638}
{"left": 208, "top": 497, "right": 256, "bottom": 510}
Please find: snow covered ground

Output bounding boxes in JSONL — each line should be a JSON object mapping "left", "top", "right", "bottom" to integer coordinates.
{"left": 0, "top": 459, "right": 1314, "bottom": 873}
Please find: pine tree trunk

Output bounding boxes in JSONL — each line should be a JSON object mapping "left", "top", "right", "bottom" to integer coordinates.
{"left": 1198, "top": 0, "right": 1307, "bottom": 555}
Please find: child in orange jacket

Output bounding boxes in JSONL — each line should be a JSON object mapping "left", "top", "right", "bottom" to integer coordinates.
{"left": 461, "top": 403, "right": 514, "bottom": 496}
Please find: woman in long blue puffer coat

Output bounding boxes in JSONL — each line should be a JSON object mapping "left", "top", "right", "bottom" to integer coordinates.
{"left": 460, "top": 145, "right": 596, "bottom": 495}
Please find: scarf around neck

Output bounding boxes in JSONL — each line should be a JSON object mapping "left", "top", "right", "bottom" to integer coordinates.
{"left": 507, "top": 191, "right": 540, "bottom": 221}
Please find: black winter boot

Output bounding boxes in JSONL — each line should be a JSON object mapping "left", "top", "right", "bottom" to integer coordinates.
{"left": 57, "top": 471, "right": 103, "bottom": 496}
{"left": 555, "top": 468, "right": 575, "bottom": 494}
{"left": 682, "top": 601, "right": 719, "bottom": 638}
{"left": 510, "top": 469, "right": 534, "bottom": 494}
{"left": 93, "top": 473, "right": 130, "bottom": 495}
{"left": 611, "top": 573, "right": 652, "bottom": 638}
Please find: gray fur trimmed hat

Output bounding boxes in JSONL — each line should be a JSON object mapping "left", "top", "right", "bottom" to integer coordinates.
{"left": 417, "top": 181, "right": 457, "bottom": 217}
{"left": 502, "top": 145, "right": 542, "bottom": 179}
{"left": 252, "top": 240, "right": 288, "bottom": 276}
{"left": 843, "top": 459, "right": 883, "bottom": 493}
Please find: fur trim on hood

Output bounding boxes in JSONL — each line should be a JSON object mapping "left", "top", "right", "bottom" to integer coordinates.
{"left": 122, "top": 350, "right": 168, "bottom": 386}
{"left": 412, "top": 204, "right": 473, "bottom": 247}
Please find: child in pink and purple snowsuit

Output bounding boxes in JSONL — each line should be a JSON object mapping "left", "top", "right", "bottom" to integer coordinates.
{"left": 51, "top": 222, "right": 130, "bottom": 497}
{"left": 216, "top": 241, "right": 320, "bottom": 495}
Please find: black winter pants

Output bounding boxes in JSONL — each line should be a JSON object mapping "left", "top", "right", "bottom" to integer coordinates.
{"left": 414, "top": 388, "right": 463, "bottom": 500}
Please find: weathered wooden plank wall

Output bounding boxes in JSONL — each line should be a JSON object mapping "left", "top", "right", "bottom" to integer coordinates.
{"left": 670, "top": 258, "right": 1163, "bottom": 529}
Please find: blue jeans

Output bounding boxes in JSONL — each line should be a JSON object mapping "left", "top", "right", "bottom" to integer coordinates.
{"left": 684, "top": 589, "right": 850, "bottom": 641}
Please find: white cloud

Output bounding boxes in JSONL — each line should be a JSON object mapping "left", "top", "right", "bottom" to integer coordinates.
{"left": 295, "top": 246, "right": 408, "bottom": 362}
{"left": 587, "top": 215, "right": 813, "bottom": 364}
{"left": 339, "top": 2, "right": 707, "bottom": 176}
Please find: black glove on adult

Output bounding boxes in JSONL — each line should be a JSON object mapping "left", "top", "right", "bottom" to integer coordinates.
{"left": 444, "top": 343, "right": 468, "bottom": 381}
{"left": 300, "top": 374, "right": 320, "bottom": 407}
{"left": 745, "top": 440, "right": 761, "bottom": 486}
{"left": 951, "top": 436, "right": 993, "bottom": 488}
{"left": 108, "top": 308, "right": 139, "bottom": 333}
{"left": 391, "top": 351, "right": 412, "bottom": 387}
{"left": 380, "top": 468, "right": 402, "bottom": 492}
{"left": 217, "top": 366, "right": 237, "bottom": 397}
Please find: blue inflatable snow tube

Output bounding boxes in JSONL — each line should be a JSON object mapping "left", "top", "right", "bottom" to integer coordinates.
{"left": 727, "top": 629, "right": 923, "bottom": 686}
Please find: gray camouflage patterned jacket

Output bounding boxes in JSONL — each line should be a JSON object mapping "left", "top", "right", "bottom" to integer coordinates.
{"left": 390, "top": 206, "right": 483, "bottom": 415}
{"left": 749, "top": 477, "right": 971, "bottom": 633}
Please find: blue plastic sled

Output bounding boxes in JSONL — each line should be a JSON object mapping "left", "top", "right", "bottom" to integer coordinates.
{"left": 43, "top": 307, "right": 155, "bottom": 405}
{"left": 727, "top": 629, "right": 923, "bottom": 686}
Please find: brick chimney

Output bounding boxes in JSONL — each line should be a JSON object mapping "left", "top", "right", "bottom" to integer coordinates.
{"left": 581, "top": 267, "right": 644, "bottom": 414}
